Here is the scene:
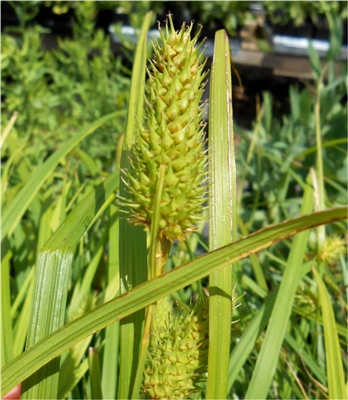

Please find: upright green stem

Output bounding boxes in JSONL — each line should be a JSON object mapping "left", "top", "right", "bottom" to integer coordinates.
{"left": 315, "top": 67, "right": 328, "bottom": 258}
{"left": 132, "top": 164, "right": 171, "bottom": 398}
{"left": 314, "top": 63, "right": 329, "bottom": 371}
{"left": 148, "top": 165, "right": 171, "bottom": 279}
{"left": 154, "top": 238, "right": 171, "bottom": 278}
{"left": 131, "top": 304, "right": 156, "bottom": 399}
{"left": 118, "top": 13, "right": 152, "bottom": 399}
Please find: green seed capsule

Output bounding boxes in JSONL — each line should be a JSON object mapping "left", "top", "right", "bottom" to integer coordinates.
{"left": 144, "top": 295, "right": 209, "bottom": 399}
{"left": 123, "top": 15, "right": 207, "bottom": 242}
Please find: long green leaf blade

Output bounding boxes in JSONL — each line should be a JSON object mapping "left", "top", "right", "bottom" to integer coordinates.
{"left": 2, "top": 111, "right": 124, "bottom": 240}
{"left": 88, "top": 348, "right": 103, "bottom": 400}
{"left": 228, "top": 291, "right": 277, "bottom": 392}
{"left": 2, "top": 206, "right": 346, "bottom": 396}
{"left": 207, "top": 29, "right": 237, "bottom": 398}
{"left": 312, "top": 267, "right": 346, "bottom": 399}
{"left": 245, "top": 173, "right": 314, "bottom": 399}
{"left": 21, "top": 172, "right": 119, "bottom": 399}
{"left": 1, "top": 244, "right": 14, "bottom": 365}
{"left": 101, "top": 204, "right": 119, "bottom": 399}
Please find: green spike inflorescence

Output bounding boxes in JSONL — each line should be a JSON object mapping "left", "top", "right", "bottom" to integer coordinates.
{"left": 143, "top": 295, "right": 209, "bottom": 399}
{"left": 124, "top": 15, "right": 207, "bottom": 242}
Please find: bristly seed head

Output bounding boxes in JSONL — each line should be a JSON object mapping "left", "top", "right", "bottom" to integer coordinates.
{"left": 123, "top": 15, "right": 207, "bottom": 242}
{"left": 143, "top": 294, "right": 209, "bottom": 399}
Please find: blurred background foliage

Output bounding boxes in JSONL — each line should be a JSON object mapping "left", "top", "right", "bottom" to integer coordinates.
{"left": 1, "top": 2, "right": 347, "bottom": 398}
{"left": 2, "top": 1, "right": 130, "bottom": 170}
{"left": 4, "top": 1, "right": 347, "bottom": 34}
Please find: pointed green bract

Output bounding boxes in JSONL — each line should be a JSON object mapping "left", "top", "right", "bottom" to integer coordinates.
{"left": 124, "top": 15, "right": 207, "bottom": 242}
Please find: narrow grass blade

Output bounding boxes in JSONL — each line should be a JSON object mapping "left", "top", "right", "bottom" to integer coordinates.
{"left": 88, "top": 348, "right": 103, "bottom": 400}
{"left": 293, "top": 305, "right": 347, "bottom": 339}
{"left": 58, "top": 357, "right": 89, "bottom": 400}
{"left": 238, "top": 215, "right": 268, "bottom": 291}
{"left": 11, "top": 266, "right": 34, "bottom": 319}
{"left": 73, "top": 148, "right": 99, "bottom": 177}
{"left": 284, "top": 333, "right": 327, "bottom": 386}
{"left": 1, "top": 243, "right": 14, "bottom": 365}
{"left": 21, "top": 172, "right": 119, "bottom": 399}
{"left": 1, "top": 140, "right": 27, "bottom": 199}
{"left": 228, "top": 291, "right": 277, "bottom": 393}
{"left": 12, "top": 185, "right": 55, "bottom": 359}
{"left": 0, "top": 111, "right": 18, "bottom": 147}
{"left": 207, "top": 29, "right": 237, "bottom": 398}
{"left": 2, "top": 206, "right": 345, "bottom": 396}
{"left": 4, "top": 127, "right": 31, "bottom": 185}
{"left": 312, "top": 268, "right": 346, "bottom": 399}
{"left": 118, "top": 12, "right": 153, "bottom": 399}
{"left": 314, "top": 69, "right": 328, "bottom": 254}
{"left": 68, "top": 230, "right": 108, "bottom": 319}
{"left": 2, "top": 110, "right": 124, "bottom": 239}
{"left": 58, "top": 336, "right": 93, "bottom": 399}
{"left": 101, "top": 204, "right": 119, "bottom": 399}
{"left": 245, "top": 173, "right": 314, "bottom": 400}
{"left": 13, "top": 279, "right": 34, "bottom": 358}
{"left": 131, "top": 165, "right": 168, "bottom": 399}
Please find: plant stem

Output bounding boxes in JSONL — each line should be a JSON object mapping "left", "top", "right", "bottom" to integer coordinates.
{"left": 154, "top": 237, "right": 171, "bottom": 278}
{"left": 131, "top": 304, "right": 156, "bottom": 399}
{"left": 315, "top": 65, "right": 328, "bottom": 258}
{"left": 148, "top": 165, "right": 170, "bottom": 279}
{"left": 132, "top": 164, "right": 171, "bottom": 398}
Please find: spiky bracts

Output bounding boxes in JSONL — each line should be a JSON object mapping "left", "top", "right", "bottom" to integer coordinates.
{"left": 143, "top": 295, "right": 209, "bottom": 399}
{"left": 124, "top": 16, "right": 207, "bottom": 242}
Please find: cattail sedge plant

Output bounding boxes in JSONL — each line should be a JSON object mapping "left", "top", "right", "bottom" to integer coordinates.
{"left": 122, "top": 15, "right": 210, "bottom": 398}
{"left": 122, "top": 15, "right": 207, "bottom": 276}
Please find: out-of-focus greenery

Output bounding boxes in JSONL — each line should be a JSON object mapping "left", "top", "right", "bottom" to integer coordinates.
{"left": 5, "top": 1, "right": 347, "bottom": 37}
{"left": 264, "top": 1, "right": 347, "bottom": 26}
{"left": 236, "top": 78, "right": 347, "bottom": 228}
{"left": 2, "top": 1, "right": 130, "bottom": 173}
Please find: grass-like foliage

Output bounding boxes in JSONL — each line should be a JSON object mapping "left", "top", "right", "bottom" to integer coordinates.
{"left": 1, "top": 7, "right": 347, "bottom": 400}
